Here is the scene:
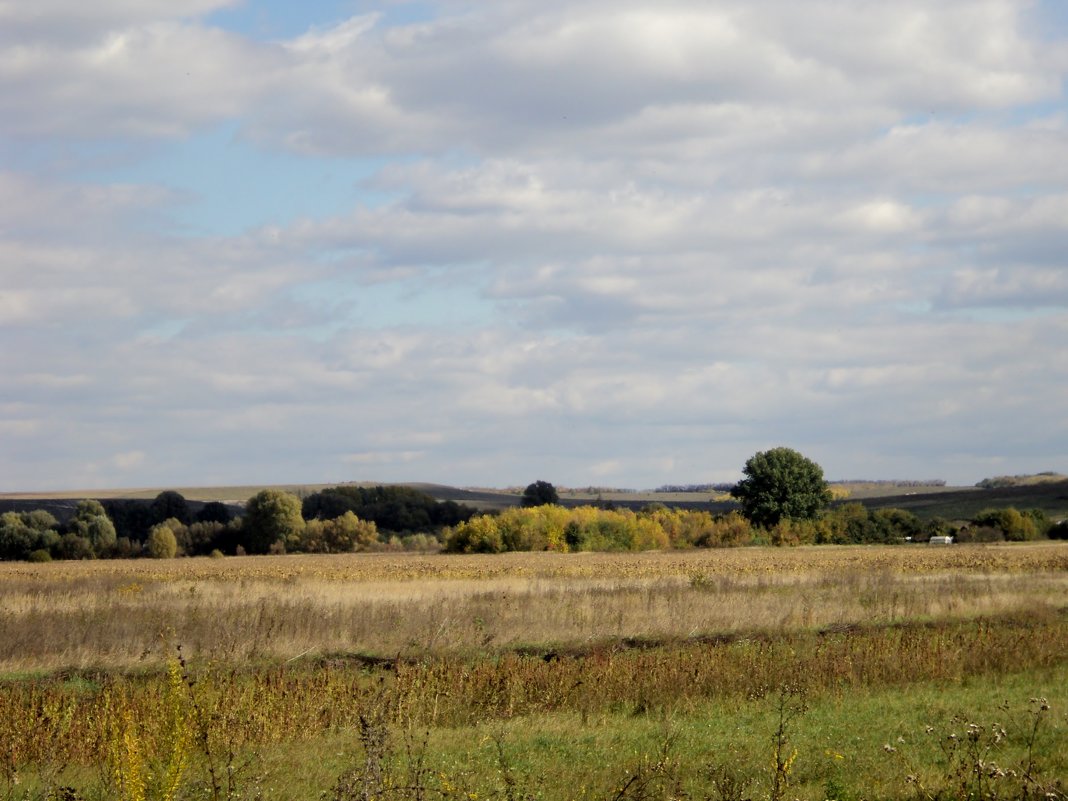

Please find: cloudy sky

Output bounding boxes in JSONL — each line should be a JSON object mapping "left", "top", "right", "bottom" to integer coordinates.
{"left": 2, "top": 0, "right": 1067, "bottom": 491}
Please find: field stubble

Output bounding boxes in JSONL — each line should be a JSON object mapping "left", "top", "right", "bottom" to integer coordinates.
{"left": 1, "top": 544, "right": 1067, "bottom": 673}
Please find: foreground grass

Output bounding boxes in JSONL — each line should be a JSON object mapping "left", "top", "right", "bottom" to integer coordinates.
{"left": 4, "top": 646, "right": 1066, "bottom": 800}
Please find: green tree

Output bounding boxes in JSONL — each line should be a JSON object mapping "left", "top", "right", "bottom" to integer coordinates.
{"left": 146, "top": 523, "right": 179, "bottom": 558}
{"left": 0, "top": 510, "right": 61, "bottom": 560}
{"left": 58, "top": 532, "right": 94, "bottom": 560}
{"left": 292, "top": 511, "right": 378, "bottom": 553}
{"left": 151, "top": 491, "right": 191, "bottom": 525}
{"left": 730, "top": 447, "right": 831, "bottom": 528}
{"left": 0, "top": 512, "right": 36, "bottom": 560}
{"left": 69, "top": 499, "right": 117, "bottom": 555}
{"left": 242, "top": 490, "right": 304, "bottom": 554}
{"left": 521, "top": 480, "right": 559, "bottom": 507}
{"left": 971, "top": 507, "right": 1038, "bottom": 541}
{"left": 196, "top": 501, "right": 232, "bottom": 525}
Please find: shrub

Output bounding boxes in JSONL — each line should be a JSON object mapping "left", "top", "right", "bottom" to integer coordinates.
{"left": 58, "top": 533, "right": 94, "bottom": 560}
{"left": 292, "top": 512, "right": 378, "bottom": 553}
{"left": 112, "top": 537, "right": 139, "bottom": 558}
{"left": 700, "top": 511, "right": 754, "bottom": 547}
{"left": 401, "top": 533, "right": 440, "bottom": 551}
{"left": 302, "top": 485, "right": 476, "bottom": 534}
{"left": 146, "top": 524, "right": 179, "bottom": 559}
{"left": 956, "top": 526, "right": 1004, "bottom": 544}
{"left": 183, "top": 521, "right": 225, "bottom": 556}
{"left": 196, "top": 501, "right": 232, "bottom": 525}
{"left": 971, "top": 507, "right": 1038, "bottom": 541}
{"left": 69, "top": 500, "right": 117, "bottom": 555}
{"left": 870, "top": 508, "right": 922, "bottom": 543}
{"left": 27, "top": 549, "right": 52, "bottom": 563}
{"left": 445, "top": 515, "right": 504, "bottom": 553}
{"left": 243, "top": 490, "right": 304, "bottom": 554}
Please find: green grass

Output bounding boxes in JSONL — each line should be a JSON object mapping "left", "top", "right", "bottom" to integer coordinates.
{"left": 18, "top": 665, "right": 1063, "bottom": 801}
{"left": 257, "top": 667, "right": 1068, "bottom": 800}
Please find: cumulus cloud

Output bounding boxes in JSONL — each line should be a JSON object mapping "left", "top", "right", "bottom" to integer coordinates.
{"left": 1, "top": 0, "right": 1066, "bottom": 490}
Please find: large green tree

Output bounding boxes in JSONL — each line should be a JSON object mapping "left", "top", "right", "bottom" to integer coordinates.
{"left": 151, "top": 491, "right": 191, "bottom": 525}
{"left": 730, "top": 447, "right": 831, "bottom": 527}
{"left": 242, "top": 489, "right": 304, "bottom": 554}
{"left": 69, "top": 499, "right": 117, "bottom": 555}
{"left": 521, "top": 480, "right": 559, "bottom": 507}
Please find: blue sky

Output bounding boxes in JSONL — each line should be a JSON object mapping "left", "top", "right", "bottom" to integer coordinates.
{"left": 1, "top": 0, "right": 1067, "bottom": 491}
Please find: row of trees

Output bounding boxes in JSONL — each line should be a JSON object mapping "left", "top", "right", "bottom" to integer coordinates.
{"left": 0, "top": 500, "right": 121, "bottom": 561}
{"left": 301, "top": 485, "right": 476, "bottom": 532}
{"left": 0, "top": 485, "right": 475, "bottom": 561}
{"left": 446, "top": 449, "right": 1062, "bottom": 553}
{"left": 443, "top": 499, "right": 1059, "bottom": 553}
{"left": 2, "top": 449, "right": 1064, "bottom": 560}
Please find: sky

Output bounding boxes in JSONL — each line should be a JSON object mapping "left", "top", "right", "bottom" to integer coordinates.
{"left": 2, "top": 0, "right": 1068, "bottom": 491}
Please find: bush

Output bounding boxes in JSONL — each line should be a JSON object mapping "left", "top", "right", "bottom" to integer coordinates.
{"left": 302, "top": 485, "right": 476, "bottom": 534}
{"left": 112, "top": 537, "right": 139, "bottom": 558}
{"left": 401, "top": 533, "right": 440, "bottom": 552}
{"left": 1046, "top": 520, "right": 1068, "bottom": 540}
{"left": 292, "top": 512, "right": 378, "bottom": 553}
{"left": 27, "top": 549, "right": 52, "bottom": 563}
{"left": 446, "top": 506, "right": 672, "bottom": 553}
{"left": 956, "top": 526, "right": 1004, "bottom": 544}
{"left": 146, "top": 524, "right": 178, "bottom": 558}
{"left": 243, "top": 490, "right": 304, "bottom": 554}
{"left": 971, "top": 507, "right": 1038, "bottom": 541}
{"left": 183, "top": 521, "right": 225, "bottom": 555}
{"left": 196, "top": 501, "right": 233, "bottom": 525}
{"left": 58, "top": 533, "right": 94, "bottom": 560}
{"left": 445, "top": 514, "right": 504, "bottom": 553}
{"left": 68, "top": 500, "right": 117, "bottom": 555}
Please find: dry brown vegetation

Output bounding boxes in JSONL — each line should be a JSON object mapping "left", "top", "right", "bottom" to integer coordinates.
{"left": 3, "top": 544, "right": 1068, "bottom": 800}
{"left": 2, "top": 544, "right": 1067, "bottom": 674}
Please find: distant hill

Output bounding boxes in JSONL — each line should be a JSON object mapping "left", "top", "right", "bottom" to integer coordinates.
{"left": 975, "top": 472, "right": 1067, "bottom": 489}
{"left": 857, "top": 479, "right": 1068, "bottom": 521}
{"left": 5, "top": 476, "right": 1068, "bottom": 524}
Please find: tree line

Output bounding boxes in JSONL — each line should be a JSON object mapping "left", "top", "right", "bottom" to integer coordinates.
{"left": 0, "top": 485, "right": 479, "bottom": 561}
{"left": 442, "top": 499, "right": 1063, "bottom": 553}
{"left": 2, "top": 450, "right": 1065, "bottom": 561}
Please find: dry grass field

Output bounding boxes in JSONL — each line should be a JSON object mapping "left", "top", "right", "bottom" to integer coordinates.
{"left": 3, "top": 544, "right": 1068, "bottom": 799}
{"left": 2, "top": 543, "right": 1067, "bottom": 674}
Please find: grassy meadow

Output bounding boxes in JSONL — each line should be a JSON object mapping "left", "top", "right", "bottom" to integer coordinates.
{"left": 2, "top": 544, "right": 1067, "bottom": 799}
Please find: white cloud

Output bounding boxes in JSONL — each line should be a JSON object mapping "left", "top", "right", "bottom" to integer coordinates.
{"left": 0, "top": 0, "right": 1066, "bottom": 490}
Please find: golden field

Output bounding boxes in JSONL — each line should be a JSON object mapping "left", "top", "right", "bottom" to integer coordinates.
{"left": 3, "top": 543, "right": 1066, "bottom": 674}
